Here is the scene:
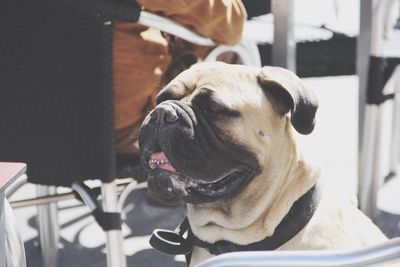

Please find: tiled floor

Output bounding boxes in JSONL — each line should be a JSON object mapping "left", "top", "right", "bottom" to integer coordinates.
{"left": 10, "top": 75, "right": 400, "bottom": 266}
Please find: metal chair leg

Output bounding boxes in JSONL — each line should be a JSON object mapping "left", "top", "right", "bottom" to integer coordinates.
{"left": 0, "top": 189, "right": 6, "bottom": 267}
{"left": 37, "top": 185, "right": 59, "bottom": 267}
{"left": 359, "top": 66, "right": 400, "bottom": 219}
{"left": 390, "top": 68, "right": 400, "bottom": 173}
{"left": 359, "top": 106, "right": 380, "bottom": 218}
{"left": 101, "top": 181, "right": 127, "bottom": 267}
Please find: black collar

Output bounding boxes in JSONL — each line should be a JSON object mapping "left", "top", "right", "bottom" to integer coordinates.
{"left": 150, "top": 182, "right": 321, "bottom": 262}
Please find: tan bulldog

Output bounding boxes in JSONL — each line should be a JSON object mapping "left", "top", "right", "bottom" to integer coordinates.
{"left": 139, "top": 62, "right": 387, "bottom": 266}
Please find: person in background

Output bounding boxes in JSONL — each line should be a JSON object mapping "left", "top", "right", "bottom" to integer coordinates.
{"left": 114, "top": 0, "right": 247, "bottom": 180}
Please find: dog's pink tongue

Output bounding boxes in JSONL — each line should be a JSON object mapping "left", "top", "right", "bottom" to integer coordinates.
{"left": 149, "top": 151, "right": 176, "bottom": 172}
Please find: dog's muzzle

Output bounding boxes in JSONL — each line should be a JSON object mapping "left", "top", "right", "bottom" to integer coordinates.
{"left": 139, "top": 100, "right": 260, "bottom": 204}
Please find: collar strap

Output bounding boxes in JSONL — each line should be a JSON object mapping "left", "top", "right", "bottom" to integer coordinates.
{"left": 193, "top": 183, "right": 321, "bottom": 254}
{"left": 150, "top": 182, "right": 321, "bottom": 257}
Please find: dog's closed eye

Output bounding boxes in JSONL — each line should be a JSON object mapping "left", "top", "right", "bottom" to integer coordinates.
{"left": 192, "top": 89, "right": 240, "bottom": 118}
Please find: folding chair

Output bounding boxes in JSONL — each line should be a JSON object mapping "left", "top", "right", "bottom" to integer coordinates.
{"left": 0, "top": 0, "right": 141, "bottom": 266}
{"left": 358, "top": 0, "right": 400, "bottom": 220}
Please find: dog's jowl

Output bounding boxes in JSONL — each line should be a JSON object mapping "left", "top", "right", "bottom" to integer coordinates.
{"left": 139, "top": 62, "right": 387, "bottom": 266}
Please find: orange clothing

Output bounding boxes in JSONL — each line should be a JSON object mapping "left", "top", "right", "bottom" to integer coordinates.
{"left": 136, "top": 0, "right": 246, "bottom": 45}
{"left": 114, "top": 0, "right": 246, "bottom": 155}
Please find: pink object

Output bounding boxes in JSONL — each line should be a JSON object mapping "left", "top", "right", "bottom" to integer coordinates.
{"left": 0, "top": 162, "right": 26, "bottom": 189}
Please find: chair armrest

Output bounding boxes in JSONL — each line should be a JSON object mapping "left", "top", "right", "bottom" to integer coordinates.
{"left": 195, "top": 237, "right": 400, "bottom": 267}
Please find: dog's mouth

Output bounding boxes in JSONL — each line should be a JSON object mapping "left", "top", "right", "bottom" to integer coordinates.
{"left": 146, "top": 150, "right": 253, "bottom": 204}
{"left": 148, "top": 151, "right": 240, "bottom": 184}
{"left": 149, "top": 151, "right": 176, "bottom": 173}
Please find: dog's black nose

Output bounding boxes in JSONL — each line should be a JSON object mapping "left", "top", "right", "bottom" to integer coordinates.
{"left": 151, "top": 104, "right": 179, "bottom": 123}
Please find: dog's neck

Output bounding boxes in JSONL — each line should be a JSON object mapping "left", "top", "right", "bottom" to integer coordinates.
{"left": 187, "top": 126, "right": 320, "bottom": 245}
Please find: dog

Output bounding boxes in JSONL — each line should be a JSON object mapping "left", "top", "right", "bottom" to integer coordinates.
{"left": 139, "top": 62, "right": 388, "bottom": 266}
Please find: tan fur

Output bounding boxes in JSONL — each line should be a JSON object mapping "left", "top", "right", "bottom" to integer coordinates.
{"left": 159, "top": 62, "right": 388, "bottom": 266}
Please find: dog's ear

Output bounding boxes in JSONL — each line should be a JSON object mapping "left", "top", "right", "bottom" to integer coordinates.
{"left": 257, "top": 66, "right": 318, "bottom": 135}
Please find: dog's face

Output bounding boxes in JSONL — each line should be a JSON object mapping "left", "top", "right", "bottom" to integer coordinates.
{"left": 139, "top": 62, "right": 318, "bottom": 205}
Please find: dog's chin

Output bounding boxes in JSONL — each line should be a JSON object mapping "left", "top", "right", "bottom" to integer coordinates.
{"left": 146, "top": 152, "right": 254, "bottom": 204}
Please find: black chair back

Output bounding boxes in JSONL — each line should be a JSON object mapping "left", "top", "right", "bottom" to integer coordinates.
{"left": 0, "top": 0, "right": 140, "bottom": 186}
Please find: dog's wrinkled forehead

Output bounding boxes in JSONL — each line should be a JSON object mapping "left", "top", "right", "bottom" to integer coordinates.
{"left": 156, "top": 62, "right": 261, "bottom": 105}
{"left": 157, "top": 61, "right": 318, "bottom": 135}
